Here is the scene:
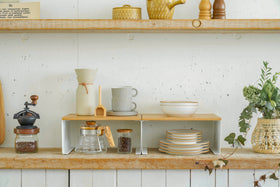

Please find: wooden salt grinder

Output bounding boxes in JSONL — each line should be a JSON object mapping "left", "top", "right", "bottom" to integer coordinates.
{"left": 213, "top": 0, "right": 225, "bottom": 19}
{"left": 199, "top": 0, "right": 211, "bottom": 20}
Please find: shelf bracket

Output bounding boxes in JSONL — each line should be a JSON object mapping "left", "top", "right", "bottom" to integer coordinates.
{"left": 136, "top": 120, "right": 148, "bottom": 155}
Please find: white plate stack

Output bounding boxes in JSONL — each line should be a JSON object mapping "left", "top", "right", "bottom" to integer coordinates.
{"left": 159, "top": 129, "right": 210, "bottom": 155}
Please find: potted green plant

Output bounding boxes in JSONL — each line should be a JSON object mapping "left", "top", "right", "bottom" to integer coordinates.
{"left": 225, "top": 61, "right": 280, "bottom": 153}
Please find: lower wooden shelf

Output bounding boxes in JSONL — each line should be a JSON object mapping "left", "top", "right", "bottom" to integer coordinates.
{"left": 0, "top": 148, "right": 279, "bottom": 169}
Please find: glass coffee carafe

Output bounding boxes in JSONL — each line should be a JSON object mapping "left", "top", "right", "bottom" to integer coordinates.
{"left": 75, "top": 121, "right": 115, "bottom": 154}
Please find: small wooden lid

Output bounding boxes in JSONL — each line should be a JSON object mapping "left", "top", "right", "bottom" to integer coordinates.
{"left": 117, "top": 129, "right": 132, "bottom": 133}
{"left": 80, "top": 126, "right": 98, "bottom": 130}
{"left": 14, "top": 128, "right": 39, "bottom": 134}
{"left": 86, "top": 121, "right": 96, "bottom": 126}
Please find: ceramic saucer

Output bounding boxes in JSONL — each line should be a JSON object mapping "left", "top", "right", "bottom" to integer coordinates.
{"left": 167, "top": 129, "right": 201, "bottom": 135}
{"left": 107, "top": 110, "right": 138, "bottom": 116}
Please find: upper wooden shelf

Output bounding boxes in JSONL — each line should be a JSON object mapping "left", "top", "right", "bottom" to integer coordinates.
{"left": 0, "top": 148, "right": 278, "bottom": 169}
{"left": 62, "top": 113, "right": 141, "bottom": 121}
{"left": 0, "top": 19, "right": 280, "bottom": 33}
{"left": 62, "top": 113, "right": 221, "bottom": 121}
{"left": 142, "top": 114, "right": 221, "bottom": 121}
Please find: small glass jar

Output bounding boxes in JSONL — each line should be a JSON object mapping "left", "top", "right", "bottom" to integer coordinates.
{"left": 117, "top": 129, "right": 132, "bottom": 154}
{"left": 14, "top": 128, "right": 39, "bottom": 153}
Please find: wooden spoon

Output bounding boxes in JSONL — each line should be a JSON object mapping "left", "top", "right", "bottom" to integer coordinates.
{"left": 95, "top": 86, "right": 106, "bottom": 117}
{"left": 0, "top": 80, "right": 5, "bottom": 144}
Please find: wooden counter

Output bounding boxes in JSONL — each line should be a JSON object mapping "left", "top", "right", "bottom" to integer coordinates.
{"left": 0, "top": 148, "right": 279, "bottom": 169}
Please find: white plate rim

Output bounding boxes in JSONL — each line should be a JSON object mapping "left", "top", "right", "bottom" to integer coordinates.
{"left": 167, "top": 129, "right": 201, "bottom": 135}
{"left": 160, "top": 139, "right": 209, "bottom": 146}
{"left": 159, "top": 145, "right": 209, "bottom": 150}
{"left": 159, "top": 148, "right": 210, "bottom": 155}
{"left": 159, "top": 146, "right": 209, "bottom": 152}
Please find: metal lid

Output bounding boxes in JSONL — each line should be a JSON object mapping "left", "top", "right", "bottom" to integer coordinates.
{"left": 117, "top": 129, "right": 132, "bottom": 133}
{"left": 113, "top": 5, "right": 141, "bottom": 10}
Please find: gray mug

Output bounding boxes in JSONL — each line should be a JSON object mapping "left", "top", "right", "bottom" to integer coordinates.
{"left": 112, "top": 86, "right": 138, "bottom": 112}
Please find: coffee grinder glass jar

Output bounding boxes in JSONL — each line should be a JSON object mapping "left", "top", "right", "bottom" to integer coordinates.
{"left": 117, "top": 129, "right": 132, "bottom": 153}
{"left": 13, "top": 95, "right": 40, "bottom": 153}
{"left": 14, "top": 128, "right": 39, "bottom": 153}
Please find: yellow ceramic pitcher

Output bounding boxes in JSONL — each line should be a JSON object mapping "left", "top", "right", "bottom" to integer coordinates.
{"left": 147, "top": 0, "right": 186, "bottom": 19}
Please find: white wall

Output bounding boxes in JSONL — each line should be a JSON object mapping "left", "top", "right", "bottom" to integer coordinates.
{"left": 0, "top": 0, "right": 280, "bottom": 148}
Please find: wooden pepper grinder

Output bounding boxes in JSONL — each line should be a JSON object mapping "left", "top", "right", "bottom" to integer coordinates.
{"left": 199, "top": 0, "right": 211, "bottom": 20}
{"left": 213, "top": 0, "right": 226, "bottom": 19}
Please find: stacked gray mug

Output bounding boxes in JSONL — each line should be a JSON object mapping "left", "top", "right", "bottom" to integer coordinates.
{"left": 111, "top": 86, "right": 138, "bottom": 112}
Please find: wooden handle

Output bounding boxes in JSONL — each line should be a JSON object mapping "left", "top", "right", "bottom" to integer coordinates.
{"left": 104, "top": 126, "right": 115, "bottom": 147}
{"left": 213, "top": 0, "right": 225, "bottom": 19}
{"left": 199, "top": 0, "right": 212, "bottom": 19}
{"left": 168, "top": 0, "right": 186, "bottom": 10}
{"left": 30, "top": 95, "right": 39, "bottom": 105}
{"left": 0, "top": 81, "right": 5, "bottom": 145}
{"left": 99, "top": 86, "right": 101, "bottom": 105}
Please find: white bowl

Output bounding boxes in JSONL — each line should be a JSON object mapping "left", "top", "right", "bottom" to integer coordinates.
{"left": 160, "top": 101, "right": 198, "bottom": 106}
{"left": 160, "top": 105, "right": 199, "bottom": 116}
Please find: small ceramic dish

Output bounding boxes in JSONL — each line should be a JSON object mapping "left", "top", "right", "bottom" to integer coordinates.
{"left": 160, "top": 102, "right": 199, "bottom": 116}
{"left": 160, "top": 101, "right": 198, "bottom": 106}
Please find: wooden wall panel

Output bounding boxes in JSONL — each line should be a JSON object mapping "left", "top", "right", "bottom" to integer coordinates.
{"left": 70, "top": 170, "right": 92, "bottom": 187}
{"left": 22, "top": 169, "right": 45, "bottom": 187}
{"left": 46, "top": 169, "right": 69, "bottom": 187}
{"left": 229, "top": 169, "right": 254, "bottom": 187}
{"left": 191, "top": 169, "right": 215, "bottom": 187}
{"left": 166, "top": 169, "right": 190, "bottom": 187}
{"left": 216, "top": 169, "right": 228, "bottom": 187}
{"left": 117, "top": 170, "right": 141, "bottom": 187}
{"left": 142, "top": 170, "right": 165, "bottom": 187}
{"left": 93, "top": 170, "right": 116, "bottom": 187}
{"left": 0, "top": 169, "right": 21, "bottom": 187}
{"left": 1, "top": 168, "right": 279, "bottom": 187}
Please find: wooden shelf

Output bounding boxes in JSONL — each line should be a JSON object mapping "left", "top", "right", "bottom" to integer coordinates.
{"left": 142, "top": 114, "right": 221, "bottom": 121}
{"left": 0, "top": 19, "right": 280, "bottom": 33}
{"left": 0, "top": 148, "right": 279, "bottom": 169}
{"left": 62, "top": 113, "right": 141, "bottom": 121}
{"left": 62, "top": 113, "right": 221, "bottom": 121}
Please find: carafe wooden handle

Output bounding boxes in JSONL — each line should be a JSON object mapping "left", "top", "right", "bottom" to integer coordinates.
{"left": 104, "top": 126, "right": 115, "bottom": 147}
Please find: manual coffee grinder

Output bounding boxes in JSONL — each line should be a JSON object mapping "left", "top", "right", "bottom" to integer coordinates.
{"left": 13, "top": 95, "right": 40, "bottom": 153}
